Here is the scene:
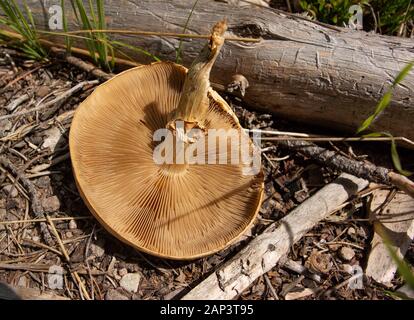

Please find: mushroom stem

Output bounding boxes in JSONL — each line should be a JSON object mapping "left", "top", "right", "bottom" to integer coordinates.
{"left": 167, "top": 20, "right": 227, "bottom": 134}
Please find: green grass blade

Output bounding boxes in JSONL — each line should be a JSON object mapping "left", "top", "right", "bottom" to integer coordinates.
{"left": 384, "top": 290, "right": 414, "bottom": 300}
{"left": 72, "top": 0, "right": 98, "bottom": 63}
{"left": 390, "top": 138, "right": 413, "bottom": 176}
{"left": 357, "top": 61, "right": 414, "bottom": 134}
{"left": 87, "top": 0, "right": 98, "bottom": 27}
{"left": 61, "top": 0, "right": 72, "bottom": 52}
{"left": 97, "top": 0, "right": 106, "bottom": 30}
{"left": 0, "top": 0, "right": 47, "bottom": 60}
{"left": 362, "top": 132, "right": 386, "bottom": 138}
{"left": 97, "top": 0, "right": 110, "bottom": 69}
{"left": 393, "top": 61, "right": 414, "bottom": 87}
{"left": 23, "top": 0, "right": 36, "bottom": 34}
{"left": 176, "top": 0, "right": 200, "bottom": 64}
{"left": 111, "top": 40, "right": 160, "bottom": 62}
{"left": 356, "top": 91, "right": 392, "bottom": 134}
{"left": 70, "top": 0, "right": 81, "bottom": 22}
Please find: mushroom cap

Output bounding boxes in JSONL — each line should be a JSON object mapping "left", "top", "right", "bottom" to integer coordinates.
{"left": 69, "top": 62, "right": 264, "bottom": 260}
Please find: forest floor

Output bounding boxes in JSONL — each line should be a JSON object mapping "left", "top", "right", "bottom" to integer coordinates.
{"left": 0, "top": 46, "right": 413, "bottom": 300}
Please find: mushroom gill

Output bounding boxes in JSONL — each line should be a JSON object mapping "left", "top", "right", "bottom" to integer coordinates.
{"left": 69, "top": 20, "right": 264, "bottom": 260}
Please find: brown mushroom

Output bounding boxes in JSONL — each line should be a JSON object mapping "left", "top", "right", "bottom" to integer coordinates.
{"left": 69, "top": 20, "right": 264, "bottom": 260}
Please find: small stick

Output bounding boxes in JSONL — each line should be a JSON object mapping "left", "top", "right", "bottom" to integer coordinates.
{"left": 25, "top": 171, "right": 61, "bottom": 179}
{"left": 248, "top": 129, "right": 310, "bottom": 137}
{"left": 5, "top": 225, "right": 25, "bottom": 255}
{"left": 45, "top": 215, "right": 70, "bottom": 263}
{"left": 40, "top": 29, "right": 260, "bottom": 42}
{"left": 0, "top": 80, "right": 99, "bottom": 121}
{"left": 0, "top": 157, "right": 54, "bottom": 245}
{"left": 325, "top": 241, "right": 364, "bottom": 250}
{"left": 45, "top": 216, "right": 92, "bottom": 300}
{"left": 0, "top": 167, "right": 29, "bottom": 200}
{"left": 262, "top": 136, "right": 414, "bottom": 147}
{"left": 22, "top": 238, "right": 62, "bottom": 256}
{"left": 8, "top": 148, "right": 28, "bottom": 161}
{"left": 283, "top": 259, "right": 322, "bottom": 283}
{"left": 85, "top": 224, "right": 96, "bottom": 300}
{"left": 322, "top": 273, "right": 363, "bottom": 298}
{"left": 5, "top": 93, "right": 30, "bottom": 112}
{"left": 0, "top": 123, "right": 37, "bottom": 142}
{"left": 277, "top": 139, "right": 414, "bottom": 198}
{"left": 0, "top": 263, "right": 105, "bottom": 275}
{"left": 263, "top": 274, "right": 279, "bottom": 300}
{"left": 4, "top": 64, "right": 46, "bottom": 89}
{"left": 50, "top": 47, "right": 113, "bottom": 81}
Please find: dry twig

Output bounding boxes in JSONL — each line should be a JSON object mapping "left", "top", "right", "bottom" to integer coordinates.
{"left": 277, "top": 139, "right": 414, "bottom": 198}
{"left": 0, "top": 157, "right": 54, "bottom": 246}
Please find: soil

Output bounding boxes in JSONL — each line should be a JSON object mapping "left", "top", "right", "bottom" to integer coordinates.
{"left": 0, "top": 46, "right": 413, "bottom": 300}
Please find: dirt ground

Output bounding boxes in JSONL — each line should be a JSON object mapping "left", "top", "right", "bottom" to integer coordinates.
{"left": 0, "top": 47, "right": 413, "bottom": 300}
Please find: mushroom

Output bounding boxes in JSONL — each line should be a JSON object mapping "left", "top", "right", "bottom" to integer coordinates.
{"left": 69, "top": 20, "right": 264, "bottom": 260}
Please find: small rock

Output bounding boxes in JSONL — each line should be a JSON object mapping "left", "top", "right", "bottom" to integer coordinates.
{"left": 35, "top": 176, "right": 51, "bottom": 189}
{"left": 357, "top": 226, "right": 368, "bottom": 239}
{"left": 3, "top": 185, "right": 18, "bottom": 198}
{"left": 13, "top": 141, "right": 26, "bottom": 149}
{"left": 0, "top": 208, "right": 6, "bottom": 231}
{"left": 120, "top": 273, "right": 141, "bottom": 293}
{"left": 339, "top": 247, "right": 355, "bottom": 261}
{"left": 0, "top": 208, "right": 6, "bottom": 219}
{"left": 175, "top": 270, "right": 186, "bottom": 283}
{"left": 68, "top": 219, "right": 77, "bottom": 230}
{"left": 90, "top": 239, "right": 105, "bottom": 258}
{"left": 53, "top": 174, "right": 64, "bottom": 182}
{"left": 305, "top": 250, "right": 332, "bottom": 274}
{"left": 347, "top": 227, "right": 356, "bottom": 237}
{"left": 66, "top": 231, "right": 73, "bottom": 238}
{"left": 114, "top": 272, "right": 121, "bottom": 281}
{"left": 17, "top": 275, "right": 28, "bottom": 287}
{"left": 118, "top": 268, "right": 128, "bottom": 277}
{"left": 340, "top": 264, "right": 353, "bottom": 274}
{"left": 105, "top": 289, "right": 129, "bottom": 300}
{"left": 302, "top": 278, "right": 317, "bottom": 289}
{"left": 0, "top": 119, "right": 12, "bottom": 137}
{"left": 30, "top": 135, "right": 42, "bottom": 146}
{"left": 42, "top": 196, "right": 60, "bottom": 213}
{"left": 42, "top": 127, "right": 62, "bottom": 150}
{"left": 37, "top": 86, "right": 51, "bottom": 98}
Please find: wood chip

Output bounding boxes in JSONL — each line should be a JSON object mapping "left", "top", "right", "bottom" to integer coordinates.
{"left": 366, "top": 190, "right": 414, "bottom": 285}
{"left": 285, "top": 288, "right": 317, "bottom": 300}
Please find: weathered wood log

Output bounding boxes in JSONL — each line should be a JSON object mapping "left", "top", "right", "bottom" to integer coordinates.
{"left": 14, "top": 0, "right": 414, "bottom": 140}
{"left": 182, "top": 173, "right": 368, "bottom": 300}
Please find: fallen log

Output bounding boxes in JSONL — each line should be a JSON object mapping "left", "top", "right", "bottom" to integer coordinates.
{"left": 182, "top": 173, "right": 368, "bottom": 300}
{"left": 13, "top": 0, "right": 414, "bottom": 141}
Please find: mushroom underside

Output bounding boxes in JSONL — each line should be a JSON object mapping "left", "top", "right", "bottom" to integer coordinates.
{"left": 70, "top": 62, "right": 263, "bottom": 259}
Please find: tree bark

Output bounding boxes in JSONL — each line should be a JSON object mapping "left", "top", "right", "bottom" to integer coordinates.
{"left": 17, "top": 0, "right": 414, "bottom": 140}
